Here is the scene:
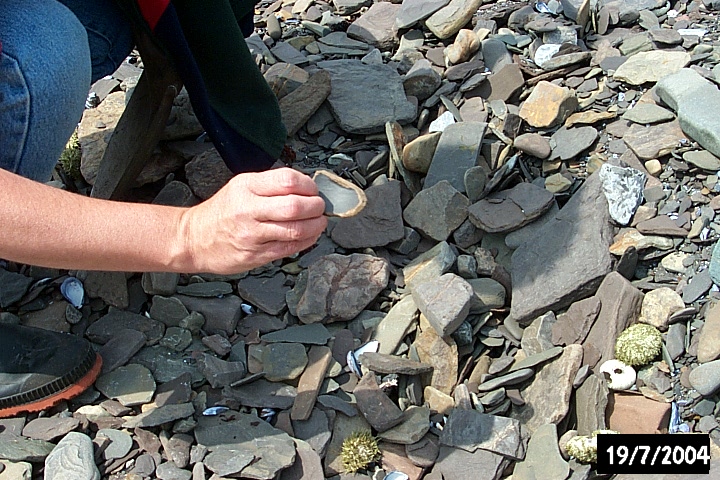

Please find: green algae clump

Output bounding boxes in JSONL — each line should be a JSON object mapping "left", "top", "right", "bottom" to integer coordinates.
{"left": 615, "top": 323, "right": 663, "bottom": 367}
{"left": 341, "top": 430, "right": 381, "bottom": 474}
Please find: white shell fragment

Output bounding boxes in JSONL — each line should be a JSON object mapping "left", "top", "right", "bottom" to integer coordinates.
{"left": 599, "top": 359, "right": 637, "bottom": 390}
{"left": 347, "top": 340, "right": 380, "bottom": 377}
{"left": 385, "top": 472, "right": 410, "bottom": 480}
{"left": 202, "top": 406, "right": 230, "bottom": 416}
{"left": 60, "top": 277, "right": 85, "bottom": 309}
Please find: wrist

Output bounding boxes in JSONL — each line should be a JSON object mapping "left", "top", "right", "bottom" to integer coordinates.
{"left": 167, "top": 207, "right": 199, "bottom": 273}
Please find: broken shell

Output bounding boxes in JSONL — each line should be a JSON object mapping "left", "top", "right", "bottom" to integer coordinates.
{"left": 599, "top": 359, "right": 636, "bottom": 390}
{"left": 347, "top": 340, "right": 380, "bottom": 377}
{"left": 202, "top": 406, "right": 230, "bottom": 416}
{"left": 385, "top": 472, "right": 410, "bottom": 480}
{"left": 241, "top": 303, "right": 255, "bottom": 315}
{"left": 60, "top": 277, "right": 84, "bottom": 309}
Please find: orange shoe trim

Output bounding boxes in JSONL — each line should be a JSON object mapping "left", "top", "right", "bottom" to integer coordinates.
{"left": 0, "top": 353, "right": 103, "bottom": 418}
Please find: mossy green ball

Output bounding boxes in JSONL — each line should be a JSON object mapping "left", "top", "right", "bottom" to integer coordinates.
{"left": 615, "top": 323, "right": 662, "bottom": 367}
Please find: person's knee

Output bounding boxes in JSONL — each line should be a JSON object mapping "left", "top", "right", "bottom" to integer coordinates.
{"left": 0, "top": 0, "right": 91, "bottom": 180}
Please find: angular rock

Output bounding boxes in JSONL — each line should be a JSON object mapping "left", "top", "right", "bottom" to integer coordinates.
{"left": 0, "top": 269, "right": 32, "bottom": 308}
{"left": 468, "top": 182, "right": 555, "bottom": 233}
{"left": 606, "top": 393, "right": 672, "bottom": 434}
{"left": 96, "top": 363, "right": 156, "bottom": 407}
{"left": 637, "top": 287, "right": 684, "bottom": 331}
{"left": 359, "top": 352, "right": 433, "bottom": 375}
{"left": 396, "top": 0, "right": 450, "bottom": 29}
{"left": 657, "top": 68, "right": 720, "bottom": 159}
{"left": 551, "top": 296, "right": 601, "bottom": 346}
{"left": 354, "top": 372, "right": 404, "bottom": 432}
{"left": 264, "top": 63, "right": 309, "bottom": 99}
{"left": 197, "top": 353, "right": 247, "bottom": 388}
{"left": 440, "top": 409, "right": 524, "bottom": 459}
{"left": 44, "top": 432, "right": 99, "bottom": 480}
{"left": 331, "top": 180, "right": 404, "bottom": 248}
{"left": 403, "top": 241, "right": 457, "bottom": 290}
{"left": 297, "top": 254, "right": 389, "bottom": 324}
{"left": 374, "top": 295, "right": 419, "bottom": 355}
{"left": 404, "top": 181, "right": 469, "bottom": 242}
{"left": 550, "top": 126, "right": 598, "bottom": 162}
{"left": 426, "top": 0, "right": 483, "bottom": 39}
{"left": 432, "top": 445, "right": 510, "bottom": 480}
{"left": 511, "top": 344, "right": 583, "bottom": 434}
{"left": 318, "top": 60, "right": 415, "bottom": 134}
{"left": 262, "top": 343, "right": 308, "bottom": 382}
{"left": 0, "top": 436, "right": 54, "bottom": 463}
{"left": 292, "top": 346, "right": 332, "bottom": 421}
{"left": 346, "top": 2, "right": 401, "bottom": 50}
{"left": 404, "top": 59, "right": 442, "bottom": 101}
{"left": 699, "top": 303, "right": 720, "bottom": 364}
{"left": 184, "top": 149, "right": 233, "bottom": 200}
{"left": 237, "top": 273, "right": 290, "bottom": 316}
{"left": 222, "top": 379, "right": 297, "bottom": 409}
{"left": 519, "top": 81, "right": 578, "bottom": 128}
{"left": 22, "top": 417, "right": 80, "bottom": 442}
{"left": 575, "top": 374, "right": 609, "bottom": 435}
{"left": 378, "top": 406, "right": 431, "bottom": 444}
{"left": 280, "top": 71, "right": 331, "bottom": 137}
{"left": 521, "top": 312, "right": 556, "bottom": 356}
{"left": 472, "top": 63, "right": 524, "bottom": 102}
{"left": 424, "top": 122, "right": 487, "bottom": 193}
{"left": 510, "top": 172, "right": 614, "bottom": 324}
{"left": 512, "top": 424, "right": 569, "bottom": 480}
{"left": 613, "top": 50, "right": 691, "bottom": 85}
{"left": 87, "top": 308, "right": 164, "bottom": 345}
{"left": 194, "top": 413, "right": 296, "bottom": 479}
{"left": 623, "top": 120, "right": 688, "bottom": 160}
{"left": 599, "top": 163, "right": 646, "bottom": 225}
{"left": 414, "top": 324, "right": 458, "bottom": 394}
{"left": 411, "top": 274, "right": 472, "bottom": 337}
{"left": 174, "top": 294, "right": 243, "bottom": 335}
{"left": 582, "top": 272, "right": 644, "bottom": 368}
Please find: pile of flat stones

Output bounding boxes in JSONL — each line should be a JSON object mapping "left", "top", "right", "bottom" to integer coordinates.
{"left": 6, "top": 0, "right": 720, "bottom": 477}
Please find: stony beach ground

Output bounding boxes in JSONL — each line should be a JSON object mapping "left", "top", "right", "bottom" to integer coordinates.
{"left": 4, "top": 0, "right": 720, "bottom": 477}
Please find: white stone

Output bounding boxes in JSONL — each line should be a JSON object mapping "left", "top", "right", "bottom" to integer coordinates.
{"left": 599, "top": 163, "right": 646, "bottom": 226}
{"left": 429, "top": 111, "right": 456, "bottom": 133}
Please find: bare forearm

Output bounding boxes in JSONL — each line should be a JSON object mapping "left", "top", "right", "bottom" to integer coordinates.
{"left": 0, "top": 169, "right": 190, "bottom": 272}
{"left": 0, "top": 167, "right": 328, "bottom": 275}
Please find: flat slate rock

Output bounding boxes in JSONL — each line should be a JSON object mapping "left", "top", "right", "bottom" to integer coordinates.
{"left": 318, "top": 59, "right": 416, "bottom": 134}
{"left": 358, "top": 352, "right": 434, "bottom": 375}
{"left": 440, "top": 409, "right": 525, "bottom": 459}
{"left": 469, "top": 182, "right": 555, "bottom": 233}
{"left": 222, "top": 378, "right": 297, "bottom": 409}
{"left": 424, "top": 122, "right": 487, "bottom": 193}
{"left": 510, "top": 172, "right": 614, "bottom": 324}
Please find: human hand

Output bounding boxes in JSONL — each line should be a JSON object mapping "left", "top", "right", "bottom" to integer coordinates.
{"left": 177, "top": 168, "right": 328, "bottom": 274}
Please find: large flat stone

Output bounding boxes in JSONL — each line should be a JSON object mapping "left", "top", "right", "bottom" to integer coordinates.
{"left": 656, "top": 68, "right": 720, "bottom": 159}
{"left": 509, "top": 172, "right": 614, "bottom": 325}
{"left": 424, "top": 122, "right": 487, "bottom": 193}
{"left": 318, "top": 60, "right": 416, "bottom": 134}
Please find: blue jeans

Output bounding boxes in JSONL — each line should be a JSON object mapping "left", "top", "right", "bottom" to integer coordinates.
{"left": 0, "top": 0, "right": 133, "bottom": 182}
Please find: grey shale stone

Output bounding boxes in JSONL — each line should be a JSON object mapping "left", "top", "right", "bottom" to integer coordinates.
{"left": 0, "top": 269, "right": 32, "bottom": 308}
{"left": 0, "top": 436, "right": 54, "bottom": 463}
{"left": 599, "top": 163, "right": 646, "bottom": 225}
{"left": 510, "top": 172, "right": 614, "bottom": 324}
{"left": 424, "top": 122, "right": 487, "bottom": 193}
{"left": 657, "top": 68, "right": 720, "bottom": 158}
{"left": 469, "top": 182, "right": 555, "bottom": 233}
{"left": 582, "top": 272, "right": 644, "bottom": 368}
{"left": 331, "top": 180, "right": 405, "bottom": 249}
{"left": 355, "top": 372, "right": 404, "bottom": 431}
{"left": 195, "top": 413, "right": 296, "bottom": 479}
{"left": 403, "top": 180, "right": 470, "bottom": 241}
{"left": 411, "top": 273, "right": 473, "bottom": 337}
{"left": 396, "top": 0, "right": 450, "bottom": 29}
{"left": 297, "top": 253, "right": 389, "bottom": 324}
{"left": 440, "top": 409, "right": 525, "bottom": 459}
{"left": 512, "top": 423, "right": 569, "bottom": 480}
{"left": 318, "top": 59, "right": 415, "bottom": 134}
{"left": 44, "top": 432, "right": 99, "bottom": 480}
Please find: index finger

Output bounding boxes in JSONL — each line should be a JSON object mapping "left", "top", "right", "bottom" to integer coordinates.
{"left": 243, "top": 168, "right": 319, "bottom": 198}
